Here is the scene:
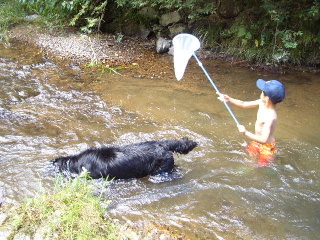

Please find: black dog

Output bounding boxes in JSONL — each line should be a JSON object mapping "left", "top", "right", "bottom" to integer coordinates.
{"left": 52, "top": 138, "right": 197, "bottom": 179}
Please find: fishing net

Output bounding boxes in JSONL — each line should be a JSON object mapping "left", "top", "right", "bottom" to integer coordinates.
{"left": 172, "top": 34, "right": 200, "bottom": 80}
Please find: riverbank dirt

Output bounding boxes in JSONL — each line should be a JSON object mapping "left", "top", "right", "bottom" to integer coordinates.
{"left": 9, "top": 23, "right": 177, "bottom": 79}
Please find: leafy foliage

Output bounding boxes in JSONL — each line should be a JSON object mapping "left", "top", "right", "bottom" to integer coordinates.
{"left": 114, "top": 0, "right": 319, "bottom": 65}
{"left": 0, "top": 0, "right": 27, "bottom": 45}
{"left": 115, "top": 0, "right": 217, "bottom": 20}
{"left": 2, "top": 0, "right": 319, "bottom": 65}
{"left": 216, "top": 0, "right": 320, "bottom": 65}
{"left": 19, "top": 0, "right": 108, "bottom": 33}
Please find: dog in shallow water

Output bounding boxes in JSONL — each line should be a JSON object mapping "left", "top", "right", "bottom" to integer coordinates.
{"left": 52, "top": 138, "right": 197, "bottom": 179}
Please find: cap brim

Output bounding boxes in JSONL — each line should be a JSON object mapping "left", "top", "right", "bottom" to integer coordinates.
{"left": 256, "top": 79, "right": 266, "bottom": 91}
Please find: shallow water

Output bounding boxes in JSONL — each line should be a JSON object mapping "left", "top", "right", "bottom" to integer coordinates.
{"left": 0, "top": 42, "right": 319, "bottom": 239}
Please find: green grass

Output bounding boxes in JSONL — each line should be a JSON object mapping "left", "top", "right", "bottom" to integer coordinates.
{"left": 0, "top": 0, "right": 28, "bottom": 44}
{"left": 9, "top": 175, "right": 118, "bottom": 239}
{"left": 0, "top": 0, "right": 66, "bottom": 45}
{"left": 86, "top": 62, "right": 125, "bottom": 75}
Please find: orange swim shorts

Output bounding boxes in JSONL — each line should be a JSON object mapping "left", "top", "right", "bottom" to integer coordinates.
{"left": 246, "top": 141, "right": 276, "bottom": 167}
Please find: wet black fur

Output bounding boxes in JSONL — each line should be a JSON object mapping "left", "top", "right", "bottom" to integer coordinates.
{"left": 52, "top": 138, "right": 197, "bottom": 179}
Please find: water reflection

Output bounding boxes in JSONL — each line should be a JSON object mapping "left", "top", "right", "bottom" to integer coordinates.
{"left": 0, "top": 42, "right": 319, "bottom": 239}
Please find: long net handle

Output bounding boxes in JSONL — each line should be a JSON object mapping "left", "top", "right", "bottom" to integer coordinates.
{"left": 193, "top": 53, "right": 240, "bottom": 126}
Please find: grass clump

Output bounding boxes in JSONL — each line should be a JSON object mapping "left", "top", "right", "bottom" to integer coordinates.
{"left": 86, "top": 62, "right": 124, "bottom": 75}
{"left": 9, "top": 175, "right": 118, "bottom": 239}
{"left": 0, "top": 0, "right": 28, "bottom": 44}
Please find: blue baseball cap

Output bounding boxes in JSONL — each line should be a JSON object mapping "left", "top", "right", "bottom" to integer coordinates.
{"left": 256, "top": 79, "right": 286, "bottom": 104}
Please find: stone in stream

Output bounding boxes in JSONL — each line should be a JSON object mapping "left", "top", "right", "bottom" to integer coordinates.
{"left": 156, "top": 37, "right": 172, "bottom": 54}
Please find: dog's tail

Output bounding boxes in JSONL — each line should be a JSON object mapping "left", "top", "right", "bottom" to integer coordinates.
{"left": 163, "top": 138, "right": 198, "bottom": 154}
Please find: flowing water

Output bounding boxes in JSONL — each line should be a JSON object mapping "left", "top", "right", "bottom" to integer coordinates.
{"left": 0, "top": 42, "right": 319, "bottom": 239}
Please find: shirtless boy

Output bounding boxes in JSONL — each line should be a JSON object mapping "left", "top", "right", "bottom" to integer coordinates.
{"left": 218, "top": 79, "right": 286, "bottom": 167}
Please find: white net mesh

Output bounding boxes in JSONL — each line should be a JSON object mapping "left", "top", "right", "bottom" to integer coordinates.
{"left": 172, "top": 34, "right": 200, "bottom": 80}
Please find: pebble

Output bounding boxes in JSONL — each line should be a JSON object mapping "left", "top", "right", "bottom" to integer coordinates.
{"left": 0, "top": 213, "right": 7, "bottom": 225}
{"left": 9, "top": 25, "right": 155, "bottom": 68}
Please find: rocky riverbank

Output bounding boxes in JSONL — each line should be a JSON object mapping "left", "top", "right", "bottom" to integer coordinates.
{"left": 8, "top": 22, "right": 319, "bottom": 78}
{"left": 8, "top": 23, "right": 178, "bottom": 79}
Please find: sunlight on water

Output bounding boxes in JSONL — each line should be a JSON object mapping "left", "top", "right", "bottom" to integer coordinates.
{"left": 0, "top": 42, "right": 319, "bottom": 239}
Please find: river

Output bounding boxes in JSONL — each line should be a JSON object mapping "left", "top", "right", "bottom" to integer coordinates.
{"left": 0, "top": 42, "right": 319, "bottom": 239}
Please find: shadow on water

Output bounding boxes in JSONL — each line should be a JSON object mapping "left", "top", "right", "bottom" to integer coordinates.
{"left": 1, "top": 42, "right": 320, "bottom": 239}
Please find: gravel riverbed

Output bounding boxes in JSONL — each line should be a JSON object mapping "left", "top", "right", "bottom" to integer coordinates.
{"left": 8, "top": 23, "right": 175, "bottom": 79}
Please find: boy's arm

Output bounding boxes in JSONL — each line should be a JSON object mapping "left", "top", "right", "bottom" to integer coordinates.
{"left": 217, "top": 93, "right": 260, "bottom": 108}
{"left": 238, "top": 119, "right": 274, "bottom": 144}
